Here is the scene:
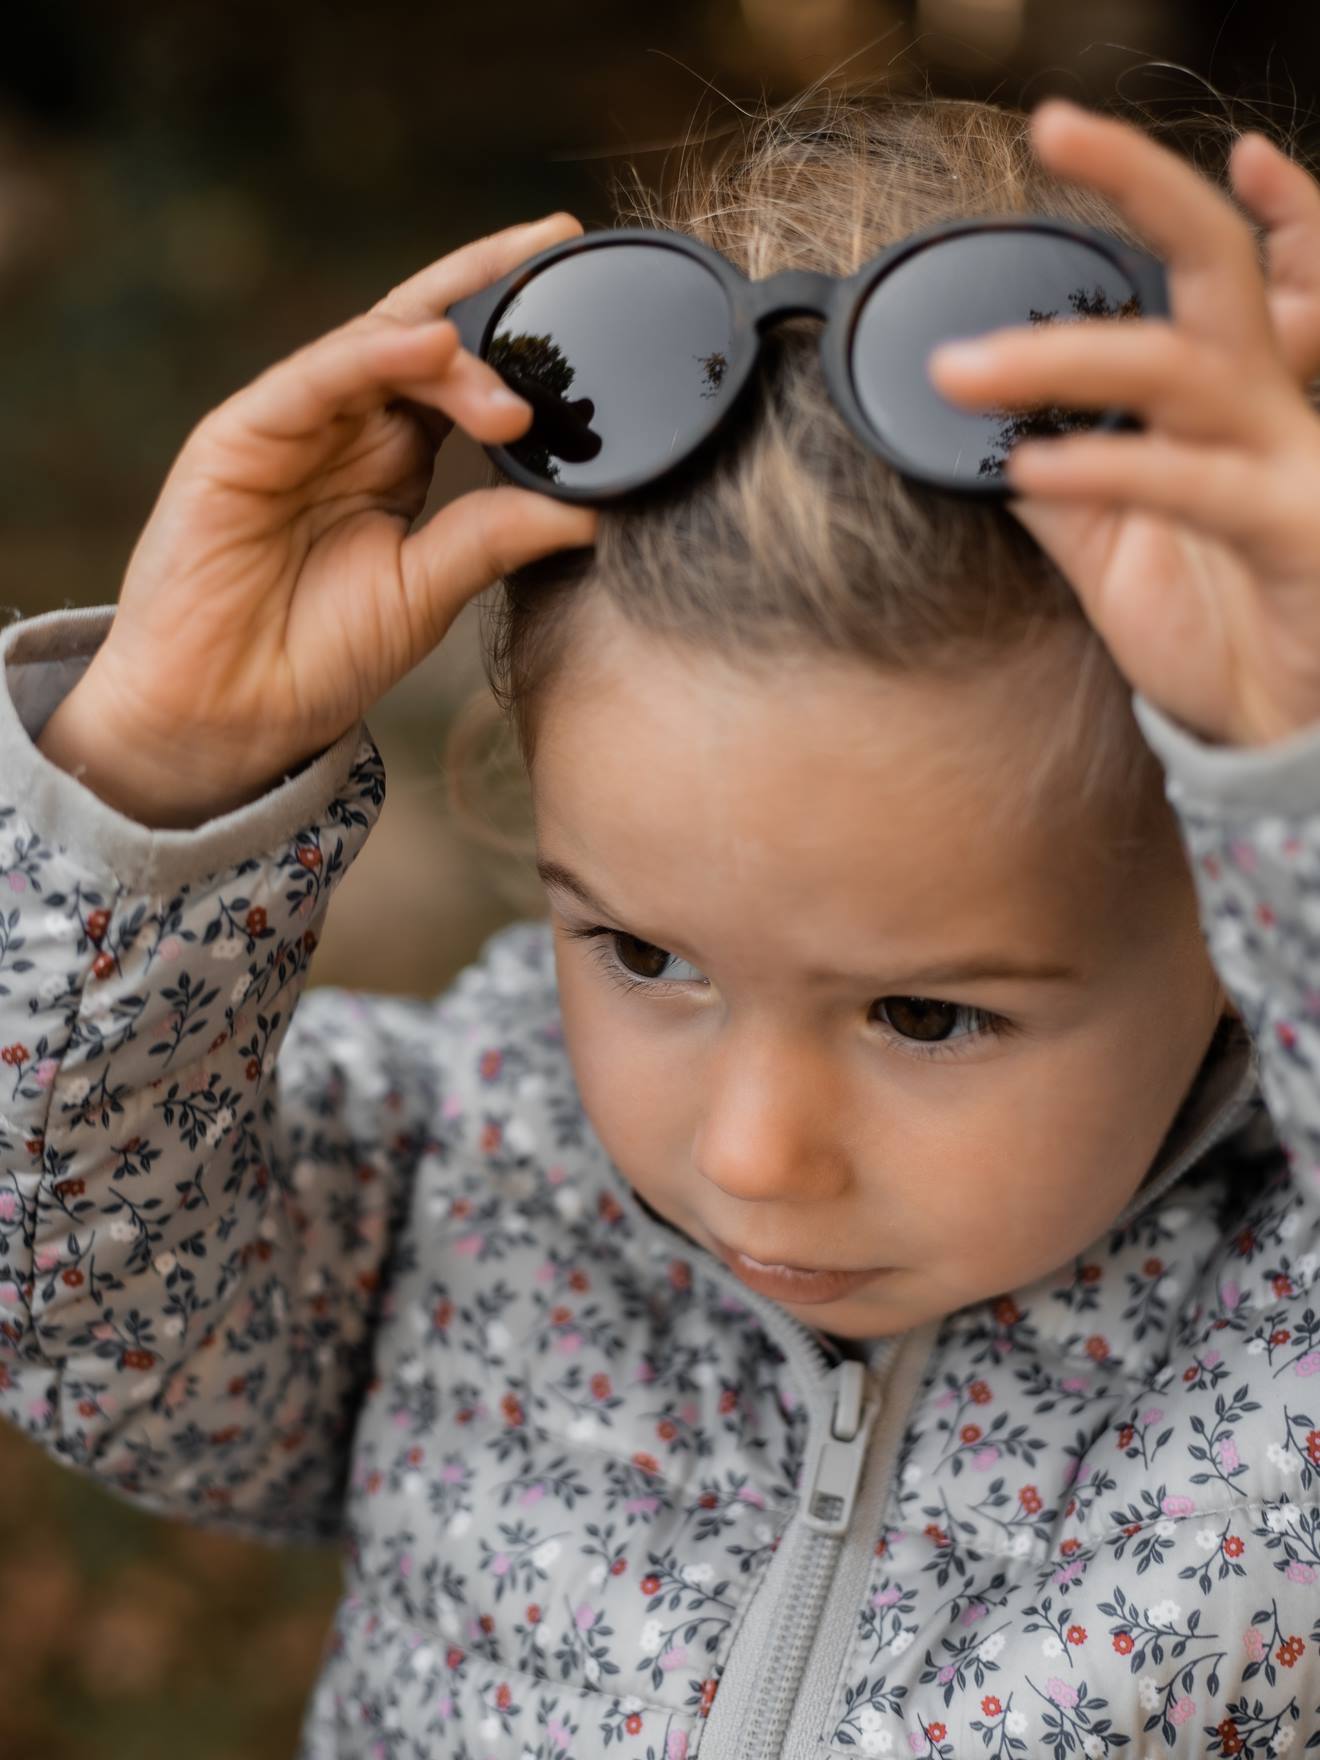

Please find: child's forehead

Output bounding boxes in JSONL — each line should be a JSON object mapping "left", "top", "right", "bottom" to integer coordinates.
{"left": 531, "top": 596, "right": 1174, "bottom": 949}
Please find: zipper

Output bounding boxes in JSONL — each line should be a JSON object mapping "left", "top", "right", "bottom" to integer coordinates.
{"left": 742, "top": 1354, "right": 883, "bottom": 1760}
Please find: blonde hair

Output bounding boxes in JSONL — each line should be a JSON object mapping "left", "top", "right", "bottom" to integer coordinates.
{"left": 453, "top": 81, "right": 1285, "bottom": 875}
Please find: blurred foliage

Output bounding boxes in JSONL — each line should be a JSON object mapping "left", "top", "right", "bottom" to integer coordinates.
{"left": 1, "top": 2, "right": 1317, "bottom": 1754}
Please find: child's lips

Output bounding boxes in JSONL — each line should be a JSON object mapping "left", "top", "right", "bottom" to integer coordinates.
{"left": 708, "top": 1233, "right": 887, "bottom": 1305}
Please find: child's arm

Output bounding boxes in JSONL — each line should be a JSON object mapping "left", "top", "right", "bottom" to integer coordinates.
{"left": 0, "top": 211, "right": 597, "bottom": 1540}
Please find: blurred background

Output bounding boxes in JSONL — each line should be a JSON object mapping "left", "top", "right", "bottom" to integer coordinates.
{"left": 1, "top": 3, "right": 1317, "bottom": 1754}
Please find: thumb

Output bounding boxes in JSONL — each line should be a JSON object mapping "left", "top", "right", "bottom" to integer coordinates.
{"left": 398, "top": 483, "right": 599, "bottom": 647}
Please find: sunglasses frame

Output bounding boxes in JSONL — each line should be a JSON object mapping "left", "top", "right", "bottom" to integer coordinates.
{"left": 444, "top": 215, "right": 1170, "bottom": 504}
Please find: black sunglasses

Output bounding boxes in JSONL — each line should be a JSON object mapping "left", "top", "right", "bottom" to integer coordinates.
{"left": 444, "top": 215, "right": 1168, "bottom": 504}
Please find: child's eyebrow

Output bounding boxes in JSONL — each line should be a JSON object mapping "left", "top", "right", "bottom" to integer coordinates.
{"left": 536, "top": 857, "right": 1085, "bottom": 990}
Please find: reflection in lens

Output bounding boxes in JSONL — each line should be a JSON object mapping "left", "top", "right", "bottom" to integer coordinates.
{"left": 485, "top": 244, "right": 736, "bottom": 493}
{"left": 849, "top": 231, "right": 1143, "bottom": 485}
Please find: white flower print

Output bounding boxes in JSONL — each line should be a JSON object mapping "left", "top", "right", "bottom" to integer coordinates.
{"left": 857, "top": 1706, "right": 883, "bottom": 1733}
{"left": 485, "top": 1320, "right": 511, "bottom": 1352}
{"left": 108, "top": 1219, "right": 135, "bottom": 1243}
{"left": 1267, "top": 1442, "right": 1300, "bottom": 1475}
{"left": 1195, "top": 1527, "right": 1218, "bottom": 1550}
{"left": 1296, "top": 1251, "right": 1318, "bottom": 1284}
{"left": 532, "top": 1539, "right": 560, "bottom": 1568}
{"left": 161, "top": 1315, "right": 184, "bottom": 1339}
{"left": 860, "top": 1732, "right": 893, "bottom": 1756}
{"left": 888, "top": 1628, "right": 914, "bottom": 1654}
{"left": 1083, "top": 1738, "right": 1105, "bottom": 1759}
{"left": 447, "top": 1511, "right": 472, "bottom": 1538}
{"left": 480, "top": 1716, "right": 500, "bottom": 1741}
{"left": 230, "top": 972, "right": 251, "bottom": 1005}
{"left": 584, "top": 1657, "right": 600, "bottom": 1684}
{"left": 1247, "top": 1336, "right": 1268, "bottom": 1354}
{"left": 621, "top": 1698, "right": 643, "bottom": 1715}
{"left": 687, "top": 1562, "right": 714, "bottom": 1584}
{"left": 1146, "top": 1600, "right": 1181, "bottom": 1626}
{"left": 37, "top": 972, "right": 67, "bottom": 1005}
{"left": 1005, "top": 1711, "right": 1027, "bottom": 1735}
{"left": 1155, "top": 1518, "right": 1177, "bottom": 1541}
{"left": 1278, "top": 1209, "right": 1301, "bottom": 1239}
{"left": 1138, "top": 1675, "right": 1161, "bottom": 1710}
{"left": 899, "top": 1462, "right": 922, "bottom": 1488}
{"left": 1273, "top": 1729, "right": 1296, "bottom": 1754}
{"left": 211, "top": 935, "right": 244, "bottom": 961}
{"left": 981, "top": 1631, "right": 1006, "bottom": 1660}
{"left": 1041, "top": 1634, "right": 1063, "bottom": 1657}
{"left": 589, "top": 1563, "right": 607, "bottom": 1587}
{"left": 640, "top": 1620, "right": 663, "bottom": 1653}
{"left": 60, "top": 1075, "right": 90, "bottom": 1105}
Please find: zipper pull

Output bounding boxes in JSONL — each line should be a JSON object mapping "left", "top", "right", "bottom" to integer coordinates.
{"left": 802, "top": 1358, "right": 879, "bottom": 1537}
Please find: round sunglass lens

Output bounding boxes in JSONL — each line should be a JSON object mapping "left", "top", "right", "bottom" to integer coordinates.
{"left": 484, "top": 244, "right": 737, "bottom": 495}
{"left": 849, "top": 230, "right": 1143, "bottom": 486}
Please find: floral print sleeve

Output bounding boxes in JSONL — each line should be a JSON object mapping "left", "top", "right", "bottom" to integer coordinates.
{"left": 0, "top": 605, "right": 438, "bottom": 1544}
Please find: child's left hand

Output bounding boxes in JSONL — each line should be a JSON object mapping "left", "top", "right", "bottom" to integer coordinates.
{"left": 928, "top": 97, "right": 1320, "bottom": 750}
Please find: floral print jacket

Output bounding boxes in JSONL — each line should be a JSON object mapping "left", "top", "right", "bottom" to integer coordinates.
{"left": 2, "top": 604, "right": 1320, "bottom": 1760}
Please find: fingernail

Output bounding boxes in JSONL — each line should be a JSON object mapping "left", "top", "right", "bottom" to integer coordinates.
{"left": 487, "top": 384, "right": 530, "bottom": 411}
{"left": 931, "top": 340, "right": 990, "bottom": 371}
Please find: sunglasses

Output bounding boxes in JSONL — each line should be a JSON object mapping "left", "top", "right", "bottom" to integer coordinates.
{"left": 444, "top": 216, "right": 1168, "bottom": 504}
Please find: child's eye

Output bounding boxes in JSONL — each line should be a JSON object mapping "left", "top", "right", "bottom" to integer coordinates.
{"left": 869, "top": 996, "right": 1009, "bottom": 1061}
{"left": 569, "top": 926, "right": 708, "bottom": 989}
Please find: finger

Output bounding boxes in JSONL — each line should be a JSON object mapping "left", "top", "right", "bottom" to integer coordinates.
{"left": 1229, "top": 131, "right": 1320, "bottom": 384}
{"left": 1028, "top": 99, "right": 1276, "bottom": 353}
{"left": 1003, "top": 429, "right": 1277, "bottom": 542}
{"left": 396, "top": 485, "right": 599, "bottom": 646}
{"left": 929, "top": 318, "right": 1283, "bottom": 446}
{"left": 372, "top": 212, "right": 585, "bottom": 326}
{"left": 210, "top": 320, "right": 531, "bottom": 456}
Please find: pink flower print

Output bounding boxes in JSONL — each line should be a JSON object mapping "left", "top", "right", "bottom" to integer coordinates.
{"left": 0, "top": 1192, "right": 15, "bottom": 1220}
{"left": 440, "top": 1462, "right": 464, "bottom": 1484}
{"left": 519, "top": 1483, "right": 545, "bottom": 1507}
{"left": 34, "top": 1247, "right": 59, "bottom": 1274}
{"left": 1053, "top": 1561, "right": 1085, "bottom": 1589}
{"left": 681, "top": 1401, "right": 698, "bottom": 1424}
{"left": 1170, "top": 1698, "right": 1195, "bottom": 1726}
{"left": 972, "top": 1447, "right": 999, "bottom": 1470}
{"left": 1162, "top": 1494, "right": 1195, "bottom": 1518}
{"left": 1203, "top": 1349, "right": 1221, "bottom": 1368}
{"left": 1296, "top": 1351, "right": 1320, "bottom": 1377}
{"left": 548, "top": 1719, "right": 571, "bottom": 1745}
{"left": 936, "top": 1388, "right": 958, "bottom": 1408}
{"left": 937, "top": 1664, "right": 956, "bottom": 1684}
{"left": 660, "top": 1645, "right": 688, "bottom": 1670}
{"left": 536, "top": 1263, "right": 555, "bottom": 1283}
{"left": 961, "top": 1602, "right": 987, "bottom": 1625}
{"left": 1220, "top": 1280, "right": 1241, "bottom": 1311}
{"left": 398, "top": 1552, "right": 413, "bottom": 1579}
{"left": 453, "top": 1234, "right": 484, "bottom": 1256}
{"left": 1285, "top": 1560, "right": 1316, "bottom": 1584}
{"left": 908, "top": 1735, "right": 925, "bottom": 1754}
{"left": 873, "top": 1586, "right": 903, "bottom": 1608}
{"left": 437, "top": 1694, "right": 454, "bottom": 1717}
{"left": 6, "top": 871, "right": 26, "bottom": 892}
{"left": 634, "top": 1360, "right": 656, "bottom": 1382}
{"left": 0, "top": 1282, "right": 18, "bottom": 1307}
{"left": 555, "top": 1332, "right": 582, "bottom": 1353}
{"left": 1046, "top": 1678, "right": 1079, "bottom": 1709}
{"left": 574, "top": 1602, "right": 597, "bottom": 1629}
{"left": 1229, "top": 838, "right": 1258, "bottom": 874}
{"left": 1217, "top": 1437, "right": 1241, "bottom": 1471}
{"left": 1244, "top": 1627, "right": 1266, "bottom": 1662}
{"left": 667, "top": 1733, "right": 689, "bottom": 1760}
{"left": 1141, "top": 1407, "right": 1164, "bottom": 1426}
{"left": 738, "top": 1486, "right": 766, "bottom": 1508}
{"left": 442, "top": 1094, "right": 464, "bottom": 1121}
{"left": 1060, "top": 1377, "right": 1089, "bottom": 1393}
{"left": 625, "top": 1496, "right": 660, "bottom": 1515}
{"left": 32, "top": 1058, "right": 58, "bottom": 1089}
{"left": 159, "top": 935, "right": 182, "bottom": 959}
{"left": 491, "top": 1553, "right": 511, "bottom": 1577}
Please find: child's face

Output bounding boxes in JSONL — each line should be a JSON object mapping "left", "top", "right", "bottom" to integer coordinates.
{"left": 530, "top": 592, "right": 1228, "bottom": 1340}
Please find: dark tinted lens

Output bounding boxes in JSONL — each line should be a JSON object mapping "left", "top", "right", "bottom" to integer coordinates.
{"left": 484, "top": 243, "right": 736, "bottom": 494}
{"left": 850, "top": 230, "right": 1143, "bottom": 485}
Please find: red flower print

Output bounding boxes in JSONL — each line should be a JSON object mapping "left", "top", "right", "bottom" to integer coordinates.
{"left": 1059, "top": 1539, "right": 1081, "bottom": 1556}
{"left": 495, "top": 1683, "right": 512, "bottom": 1710}
{"left": 1123, "top": 1522, "right": 1141, "bottom": 1537}
{"left": 980, "top": 1696, "right": 1002, "bottom": 1716}
{"left": 590, "top": 1373, "right": 612, "bottom": 1400}
{"left": 874, "top": 1537, "right": 888, "bottom": 1557}
{"left": 501, "top": 1393, "right": 524, "bottom": 1426}
{"left": 526, "top": 1605, "right": 541, "bottom": 1623}
{"left": 598, "top": 1192, "right": 623, "bottom": 1224}
{"left": 121, "top": 1349, "right": 155, "bottom": 1370}
{"left": 923, "top": 1523, "right": 950, "bottom": 1547}
{"left": 245, "top": 1057, "right": 261, "bottom": 1080}
{"left": 479, "top": 1048, "right": 503, "bottom": 1080}
{"left": 296, "top": 843, "right": 323, "bottom": 869}
{"left": 633, "top": 1452, "right": 660, "bottom": 1475}
{"left": 245, "top": 906, "right": 267, "bottom": 934}
{"left": 699, "top": 1678, "right": 718, "bottom": 1717}
{"left": 1236, "top": 1229, "right": 1256, "bottom": 1255}
{"left": 1067, "top": 1625, "right": 1086, "bottom": 1646}
{"left": 1219, "top": 1718, "right": 1242, "bottom": 1755}
{"left": 1276, "top": 1635, "right": 1305, "bottom": 1667}
{"left": 446, "top": 1646, "right": 464, "bottom": 1669}
{"left": 1224, "top": 1533, "right": 1245, "bottom": 1557}
{"left": 568, "top": 1269, "right": 590, "bottom": 1292}
{"left": 433, "top": 1299, "right": 453, "bottom": 1329}
{"left": 85, "top": 907, "right": 110, "bottom": 941}
{"left": 407, "top": 1446, "right": 423, "bottom": 1466}
{"left": 91, "top": 951, "right": 114, "bottom": 978}
{"left": 0, "top": 1042, "right": 29, "bottom": 1066}
{"left": 993, "top": 1296, "right": 1021, "bottom": 1326}
{"left": 54, "top": 1178, "right": 85, "bottom": 1198}
{"left": 1019, "top": 1486, "right": 1042, "bottom": 1515}
{"left": 959, "top": 1423, "right": 982, "bottom": 1445}
{"left": 928, "top": 1724, "right": 947, "bottom": 1742}
{"left": 719, "top": 1388, "right": 738, "bottom": 1414}
{"left": 1085, "top": 1335, "right": 1109, "bottom": 1362}
{"left": 1257, "top": 903, "right": 1275, "bottom": 927}
{"left": 669, "top": 1259, "right": 691, "bottom": 1290}
{"left": 968, "top": 1380, "right": 992, "bottom": 1404}
{"left": 1271, "top": 1329, "right": 1292, "bottom": 1346}
{"left": 480, "top": 1121, "right": 502, "bottom": 1152}
{"left": 657, "top": 1419, "right": 678, "bottom": 1441}
{"left": 479, "top": 1615, "right": 495, "bottom": 1634}
{"left": 1273, "top": 1274, "right": 1294, "bottom": 1298}
{"left": 550, "top": 1305, "right": 572, "bottom": 1325}
{"left": 1117, "top": 1425, "right": 1135, "bottom": 1449}
{"left": 60, "top": 1267, "right": 84, "bottom": 1287}
{"left": 1183, "top": 1365, "right": 1198, "bottom": 1382}
{"left": 1143, "top": 1257, "right": 1164, "bottom": 1276}
{"left": 625, "top": 1714, "right": 643, "bottom": 1735}
{"left": 1112, "top": 1631, "right": 1134, "bottom": 1654}
{"left": 610, "top": 1557, "right": 627, "bottom": 1575}
{"left": 699, "top": 1492, "right": 718, "bottom": 1509}
{"left": 1079, "top": 1263, "right": 1102, "bottom": 1284}
{"left": 640, "top": 1575, "right": 661, "bottom": 1595}
{"left": 1277, "top": 1021, "right": 1297, "bottom": 1050}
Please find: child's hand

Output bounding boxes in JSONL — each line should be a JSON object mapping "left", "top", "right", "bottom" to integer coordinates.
{"left": 48, "top": 214, "right": 598, "bottom": 824}
{"left": 927, "top": 99, "right": 1320, "bottom": 749}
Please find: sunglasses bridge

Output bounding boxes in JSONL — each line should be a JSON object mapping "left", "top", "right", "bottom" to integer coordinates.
{"left": 741, "top": 267, "right": 839, "bottom": 331}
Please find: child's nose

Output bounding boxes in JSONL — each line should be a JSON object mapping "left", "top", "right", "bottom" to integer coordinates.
{"left": 690, "top": 1024, "right": 852, "bottom": 1208}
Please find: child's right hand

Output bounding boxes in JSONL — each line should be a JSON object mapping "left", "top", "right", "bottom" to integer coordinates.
{"left": 37, "top": 213, "right": 598, "bottom": 828}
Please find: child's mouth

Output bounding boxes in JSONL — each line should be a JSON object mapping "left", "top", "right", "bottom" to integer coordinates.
{"left": 709, "top": 1235, "right": 885, "bottom": 1305}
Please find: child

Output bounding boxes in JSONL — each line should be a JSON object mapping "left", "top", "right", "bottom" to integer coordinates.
{"left": 3, "top": 84, "right": 1320, "bottom": 1758}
